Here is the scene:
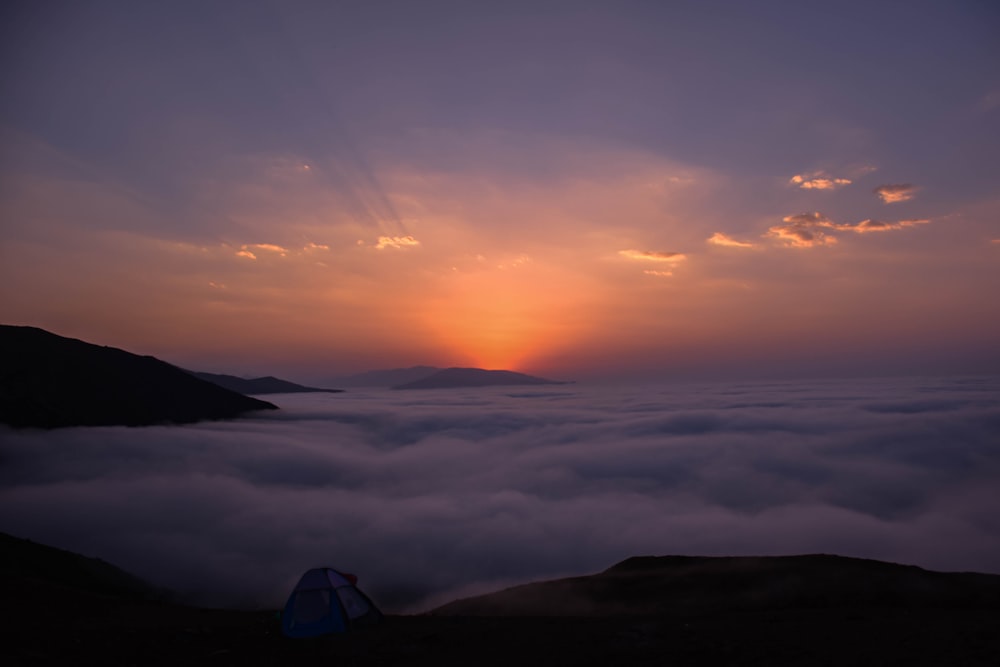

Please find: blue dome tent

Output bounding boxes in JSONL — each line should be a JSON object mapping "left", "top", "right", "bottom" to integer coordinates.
{"left": 281, "top": 567, "right": 382, "bottom": 638}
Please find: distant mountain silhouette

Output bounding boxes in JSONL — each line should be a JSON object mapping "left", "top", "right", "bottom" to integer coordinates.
{"left": 191, "top": 371, "right": 342, "bottom": 395}
{"left": 0, "top": 325, "right": 277, "bottom": 429}
{"left": 431, "top": 554, "right": 1000, "bottom": 616}
{"left": 393, "top": 367, "right": 568, "bottom": 390}
{"left": 330, "top": 366, "right": 441, "bottom": 388}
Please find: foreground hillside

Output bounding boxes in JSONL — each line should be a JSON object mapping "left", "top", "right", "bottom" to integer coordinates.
{"left": 0, "top": 325, "right": 277, "bottom": 428}
{"left": 433, "top": 554, "right": 1000, "bottom": 616}
{"left": 2, "top": 532, "right": 998, "bottom": 665}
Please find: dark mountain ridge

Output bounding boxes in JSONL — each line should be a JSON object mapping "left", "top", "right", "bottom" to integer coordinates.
{"left": 393, "top": 367, "right": 569, "bottom": 390}
{"left": 191, "top": 371, "right": 342, "bottom": 395}
{"left": 0, "top": 325, "right": 277, "bottom": 428}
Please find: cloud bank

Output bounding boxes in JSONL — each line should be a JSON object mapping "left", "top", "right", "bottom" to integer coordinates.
{"left": 2, "top": 376, "right": 998, "bottom": 613}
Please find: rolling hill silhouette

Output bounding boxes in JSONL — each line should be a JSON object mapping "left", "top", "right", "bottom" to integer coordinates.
{"left": 430, "top": 554, "right": 1000, "bottom": 616}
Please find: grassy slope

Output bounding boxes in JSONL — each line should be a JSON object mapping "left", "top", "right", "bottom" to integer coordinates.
{"left": 2, "top": 533, "right": 998, "bottom": 665}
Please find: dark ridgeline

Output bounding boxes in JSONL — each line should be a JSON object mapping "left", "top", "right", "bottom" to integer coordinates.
{"left": 393, "top": 367, "right": 569, "bottom": 390}
{"left": 0, "top": 325, "right": 277, "bottom": 429}
{"left": 191, "top": 371, "right": 342, "bottom": 395}
{"left": 430, "top": 554, "right": 1000, "bottom": 616}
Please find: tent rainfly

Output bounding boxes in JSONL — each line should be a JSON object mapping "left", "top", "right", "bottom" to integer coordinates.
{"left": 281, "top": 567, "right": 382, "bottom": 638}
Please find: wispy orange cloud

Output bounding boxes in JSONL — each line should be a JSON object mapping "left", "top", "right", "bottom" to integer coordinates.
{"left": 373, "top": 235, "right": 421, "bottom": 250}
{"left": 766, "top": 212, "right": 840, "bottom": 248}
{"left": 707, "top": 232, "right": 755, "bottom": 248}
{"left": 874, "top": 183, "right": 917, "bottom": 204}
{"left": 618, "top": 249, "right": 687, "bottom": 262}
{"left": 767, "top": 212, "right": 932, "bottom": 247}
{"left": 782, "top": 212, "right": 834, "bottom": 226}
{"left": 249, "top": 243, "right": 288, "bottom": 255}
{"left": 789, "top": 172, "right": 852, "bottom": 190}
{"left": 234, "top": 242, "right": 312, "bottom": 259}
{"left": 766, "top": 226, "right": 838, "bottom": 247}
{"left": 851, "top": 219, "right": 930, "bottom": 233}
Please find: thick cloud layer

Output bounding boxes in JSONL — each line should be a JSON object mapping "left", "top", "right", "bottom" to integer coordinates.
{"left": 2, "top": 376, "right": 999, "bottom": 612}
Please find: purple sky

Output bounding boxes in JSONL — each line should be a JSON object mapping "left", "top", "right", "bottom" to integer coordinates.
{"left": 2, "top": 1, "right": 999, "bottom": 381}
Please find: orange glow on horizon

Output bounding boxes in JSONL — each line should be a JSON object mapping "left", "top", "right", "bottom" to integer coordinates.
{"left": 418, "top": 263, "right": 595, "bottom": 372}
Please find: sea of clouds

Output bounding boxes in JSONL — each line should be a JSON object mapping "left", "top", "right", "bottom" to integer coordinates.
{"left": 2, "top": 375, "right": 999, "bottom": 612}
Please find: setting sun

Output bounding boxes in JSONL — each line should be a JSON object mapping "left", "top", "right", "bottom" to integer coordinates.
{"left": 418, "top": 263, "right": 592, "bottom": 372}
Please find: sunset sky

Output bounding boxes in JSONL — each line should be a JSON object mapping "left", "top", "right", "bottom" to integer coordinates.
{"left": 2, "top": 1, "right": 998, "bottom": 382}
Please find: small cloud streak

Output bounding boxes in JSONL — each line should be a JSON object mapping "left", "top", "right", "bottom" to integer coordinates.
{"left": 643, "top": 269, "right": 674, "bottom": 277}
{"left": 852, "top": 219, "right": 930, "bottom": 233}
{"left": 707, "top": 232, "right": 755, "bottom": 248}
{"left": 874, "top": 184, "right": 917, "bottom": 204}
{"left": 497, "top": 254, "right": 531, "bottom": 270}
{"left": 790, "top": 172, "right": 852, "bottom": 191}
{"left": 618, "top": 249, "right": 687, "bottom": 263}
{"left": 234, "top": 243, "right": 302, "bottom": 260}
{"left": 250, "top": 243, "right": 289, "bottom": 255}
{"left": 374, "top": 235, "right": 421, "bottom": 250}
